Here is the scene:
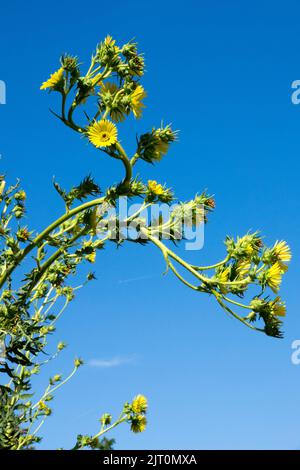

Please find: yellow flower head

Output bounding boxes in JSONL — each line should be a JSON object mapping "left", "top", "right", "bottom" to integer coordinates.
{"left": 130, "top": 85, "right": 146, "bottom": 119}
{"left": 130, "top": 414, "right": 147, "bottom": 433}
{"left": 86, "top": 250, "right": 96, "bottom": 263}
{"left": 131, "top": 394, "right": 148, "bottom": 414}
{"left": 38, "top": 401, "right": 51, "bottom": 415}
{"left": 245, "top": 245, "right": 254, "bottom": 256}
{"left": 38, "top": 401, "right": 47, "bottom": 410}
{"left": 52, "top": 374, "right": 62, "bottom": 382}
{"left": 40, "top": 67, "right": 64, "bottom": 90}
{"left": 218, "top": 267, "right": 230, "bottom": 283}
{"left": 87, "top": 119, "right": 118, "bottom": 148}
{"left": 266, "top": 262, "right": 283, "bottom": 293}
{"left": 104, "top": 35, "right": 116, "bottom": 46}
{"left": 103, "top": 35, "right": 120, "bottom": 52}
{"left": 148, "top": 180, "right": 164, "bottom": 196}
{"left": 216, "top": 266, "right": 231, "bottom": 294}
{"left": 273, "top": 240, "right": 292, "bottom": 264}
{"left": 236, "top": 260, "right": 251, "bottom": 278}
{"left": 271, "top": 297, "right": 286, "bottom": 317}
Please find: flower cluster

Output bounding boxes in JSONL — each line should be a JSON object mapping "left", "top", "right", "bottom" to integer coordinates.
{"left": 222, "top": 236, "right": 291, "bottom": 295}
{"left": 146, "top": 180, "right": 173, "bottom": 203}
{"left": 126, "top": 395, "right": 148, "bottom": 433}
{"left": 207, "top": 235, "right": 292, "bottom": 337}
{"left": 40, "top": 35, "right": 148, "bottom": 146}
{"left": 40, "top": 34, "right": 291, "bottom": 340}
{"left": 73, "top": 395, "right": 148, "bottom": 450}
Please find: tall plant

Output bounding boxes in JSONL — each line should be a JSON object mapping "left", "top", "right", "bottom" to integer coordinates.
{"left": 0, "top": 35, "right": 291, "bottom": 449}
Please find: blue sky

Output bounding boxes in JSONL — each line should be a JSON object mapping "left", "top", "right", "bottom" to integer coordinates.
{"left": 1, "top": 0, "right": 300, "bottom": 449}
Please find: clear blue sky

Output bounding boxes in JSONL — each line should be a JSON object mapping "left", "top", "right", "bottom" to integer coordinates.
{"left": 1, "top": 0, "right": 300, "bottom": 450}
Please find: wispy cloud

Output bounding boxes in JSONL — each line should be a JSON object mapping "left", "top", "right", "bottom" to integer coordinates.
{"left": 118, "top": 274, "right": 159, "bottom": 285}
{"left": 88, "top": 355, "right": 137, "bottom": 368}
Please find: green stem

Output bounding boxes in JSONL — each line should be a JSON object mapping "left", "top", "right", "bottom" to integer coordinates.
{"left": 168, "top": 260, "right": 201, "bottom": 291}
{"left": 223, "top": 296, "right": 252, "bottom": 310}
{"left": 114, "top": 142, "right": 132, "bottom": 189}
{"left": 130, "top": 153, "right": 139, "bottom": 166}
{"left": 144, "top": 231, "right": 208, "bottom": 284}
{"left": 94, "top": 416, "right": 127, "bottom": 439}
{"left": 125, "top": 202, "right": 151, "bottom": 223}
{"left": 86, "top": 56, "right": 96, "bottom": 77}
{"left": 67, "top": 103, "right": 82, "bottom": 132}
{"left": 24, "top": 227, "right": 87, "bottom": 301}
{"left": 213, "top": 290, "right": 264, "bottom": 333}
{"left": 190, "top": 257, "right": 230, "bottom": 271}
{"left": 73, "top": 414, "right": 128, "bottom": 450}
{"left": 32, "top": 365, "right": 78, "bottom": 412}
{"left": 61, "top": 92, "right": 67, "bottom": 121}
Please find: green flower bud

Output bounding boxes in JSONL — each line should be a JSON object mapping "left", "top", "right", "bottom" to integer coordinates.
{"left": 100, "top": 413, "right": 112, "bottom": 426}
{"left": 57, "top": 342, "right": 66, "bottom": 351}
{"left": 74, "top": 357, "right": 84, "bottom": 368}
{"left": 14, "top": 190, "right": 26, "bottom": 201}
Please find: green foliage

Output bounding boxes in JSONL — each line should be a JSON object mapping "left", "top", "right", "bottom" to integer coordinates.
{"left": 53, "top": 175, "right": 101, "bottom": 209}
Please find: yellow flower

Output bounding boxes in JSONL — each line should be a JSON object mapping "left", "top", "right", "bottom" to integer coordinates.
{"left": 148, "top": 180, "right": 164, "bottom": 196}
{"left": 52, "top": 374, "right": 62, "bottom": 382}
{"left": 131, "top": 395, "right": 148, "bottom": 414}
{"left": 245, "top": 245, "right": 254, "bottom": 256}
{"left": 130, "top": 414, "right": 147, "bottom": 433}
{"left": 87, "top": 120, "right": 118, "bottom": 148}
{"left": 104, "top": 35, "right": 120, "bottom": 52}
{"left": 38, "top": 401, "right": 51, "bottom": 415}
{"left": 86, "top": 250, "right": 96, "bottom": 263}
{"left": 104, "top": 35, "right": 115, "bottom": 46}
{"left": 156, "top": 140, "right": 169, "bottom": 156}
{"left": 40, "top": 67, "right": 64, "bottom": 90}
{"left": 38, "top": 401, "right": 47, "bottom": 410}
{"left": 236, "top": 260, "right": 251, "bottom": 278}
{"left": 237, "top": 237, "right": 254, "bottom": 257}
{"left": 273, "top": 240, "right": 291, "bottom": 263}
{"left": 266, "top": 262, "right": 283, "bottom": 293}
{"left": 271, "top": 297, "right": 286, "bottom": 317}
{"left": 130, "top": 85, "right": 146, "bottom": 118}
{"left": 218, "top": 267, "right": 230, "bottom": 283}
{"left": 217, "top": 267, "right": 231, "bottom": 294}
{"left": 234, "top": 233, "right": 262, "bottom": 259}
